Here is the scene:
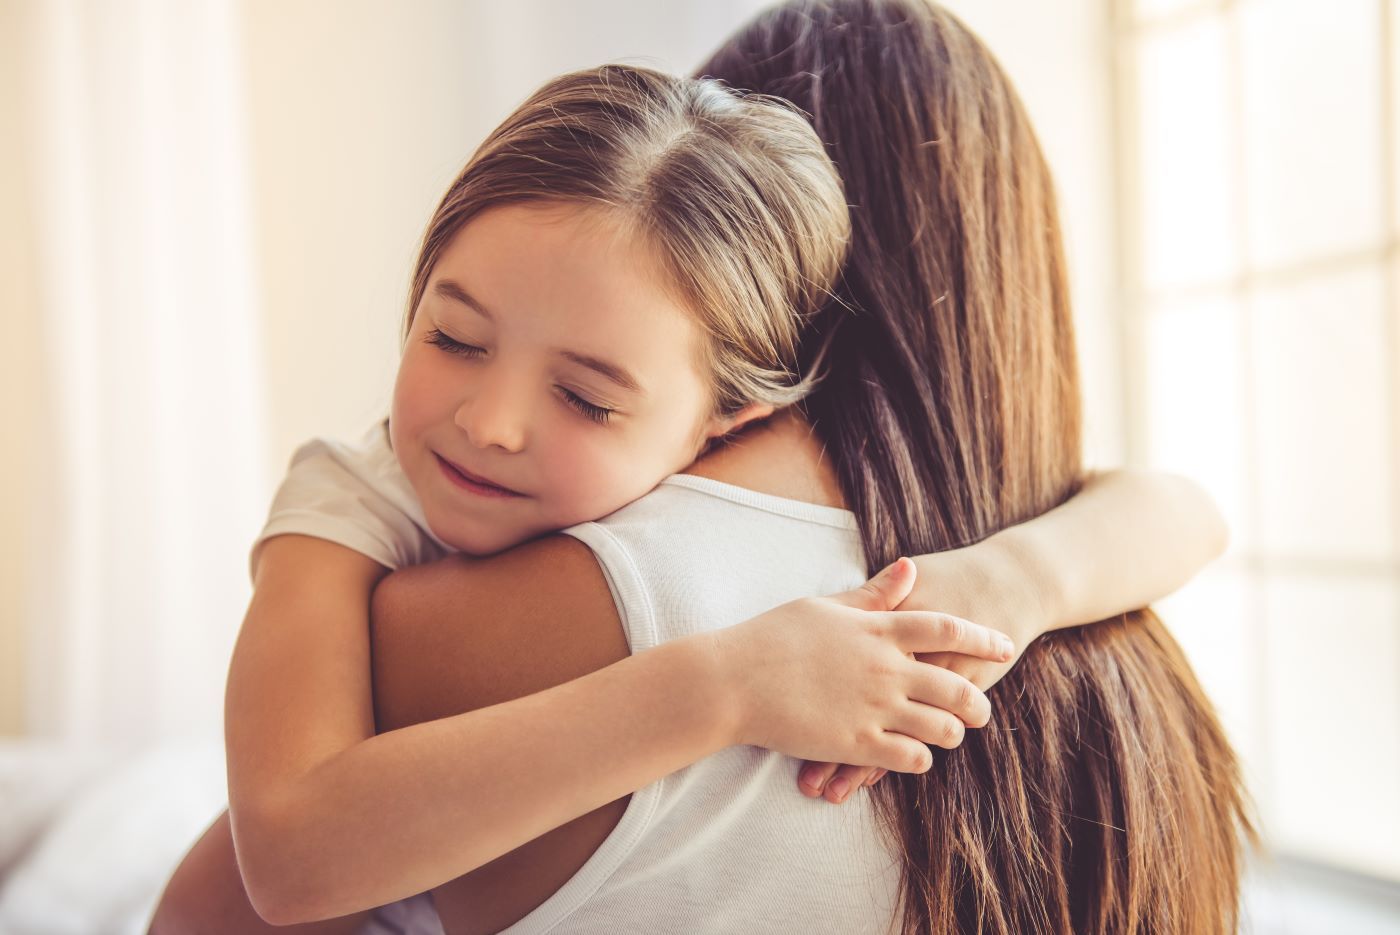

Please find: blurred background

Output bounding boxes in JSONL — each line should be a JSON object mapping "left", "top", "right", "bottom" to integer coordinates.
{"left": 0, "top": 0, "right": 1396, "bottom": 931}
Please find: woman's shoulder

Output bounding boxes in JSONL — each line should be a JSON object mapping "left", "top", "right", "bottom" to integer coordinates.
{"left": 683, "top": 409, "right": 846, "bottom": 510}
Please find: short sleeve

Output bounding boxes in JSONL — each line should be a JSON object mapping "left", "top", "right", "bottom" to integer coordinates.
{"left": 249, "top": 433, "right": 433, "bottom": 581}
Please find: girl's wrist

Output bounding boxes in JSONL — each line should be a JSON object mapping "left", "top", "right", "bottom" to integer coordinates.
{"left": 923, "top": 530, "right": 1058, "bottom": 649}
{"left": 674, "top": 629, "right": 751, "bottom": 749}
{"left": 974, "top": 525, "right": 1063, "bottom": 642}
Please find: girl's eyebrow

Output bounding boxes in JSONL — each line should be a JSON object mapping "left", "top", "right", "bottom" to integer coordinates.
{"left": 558, "top": 349, "right": 643, "bottom": 396}
{"left": 434, "top": 279, "right": 495, "bottom": 320}
{"left": 433, "top": 278, "right": 644, "bottom": 397}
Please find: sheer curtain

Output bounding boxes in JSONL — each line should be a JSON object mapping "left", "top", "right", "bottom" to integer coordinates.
{"left": 23, "top": 0, "right": 266, "bottom": 748}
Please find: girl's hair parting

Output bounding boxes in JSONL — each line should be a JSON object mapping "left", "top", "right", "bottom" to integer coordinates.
{"left": 699, "top": 1, "right": 1257, "bottom": 933}
{"left": 404, "top": 64, "right": 851, "bottom": 417}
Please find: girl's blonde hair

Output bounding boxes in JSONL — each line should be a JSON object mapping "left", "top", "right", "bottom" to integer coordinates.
{"left": 404, "top": 64, "right": 850, "bottom": 416}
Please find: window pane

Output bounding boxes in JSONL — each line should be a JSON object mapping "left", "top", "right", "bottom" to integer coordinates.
{"left": 1153, "top": 567, "right": 1261, "bottom": 772}
{"left": 1393, "top": 0, "right": 1400, "bottom": 237}
{"left": 1132, "top": 0, "right": 1205, "bottom": 23}
{"left": 1250, "top": 268, "right": 1394, "bottom": 560}
{"left": 1263, "top": 574, "right": 1400, "bottom": 879}
{"left": 1135, "top": 15, "right": 1239, "bottom": 291}
{"left": 1240, "top": 0, "right": 1385, "bottom": 268}
{"left": 1144, "top": 295, "right": 1249, "bottom": 549}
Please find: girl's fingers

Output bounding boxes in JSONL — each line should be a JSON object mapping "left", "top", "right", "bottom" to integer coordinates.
{"left": 905, "top": 664, "right": 992, "bottom": 728}
{"left": 798, "top": 760, "right": 841, "bottom": 798}
{"left": 887, "top": 611, "right": 1014, "bottom": 661}
{"left": 891, "top": 704, "right": 967, "bottom": 750}
{"left": 867, "top": 732, "right": 936, "bottom": 774}
{"left": 822, "top": 763, "right": 879, "bottom": 804}
{"left": 799, "top": 761, "right": 885, "bottom": 803}
{"left": 828, "top": 557, "right": 917, "bottom": 611}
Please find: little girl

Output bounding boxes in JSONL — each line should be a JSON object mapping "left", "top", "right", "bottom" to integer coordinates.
{"left": 220, "top": 63, "right": 1022, "bottom": 927}
{"left": 167, "top": 64, "right": 1226, "bottom": 930}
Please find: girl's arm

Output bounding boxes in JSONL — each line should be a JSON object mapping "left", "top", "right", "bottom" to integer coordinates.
{"left": 225, "top": 534, "right": 1009, "bottom": 925}
{"left": 907, "top": 467, "right": 1228, "bottom": 680}
{"left": 798, "top": 467, "right": 1229, "bottom": 801}
{"left": 968, "top": 467, "right": 1229, "bottom": 638}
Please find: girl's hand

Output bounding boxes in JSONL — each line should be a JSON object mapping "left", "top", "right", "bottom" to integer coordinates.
{"left": 711, "top": 557, "right": 1015, "bottom": 775}
{"left": 795, "top": 650, "right": 1030, "bottom": 805}
{"left": 796, "top": 545, "right": 1044, "bottom": 803}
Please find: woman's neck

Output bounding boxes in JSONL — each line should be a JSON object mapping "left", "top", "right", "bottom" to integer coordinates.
{"left": 683, "top": 408, "right": 846, "bottom": 510}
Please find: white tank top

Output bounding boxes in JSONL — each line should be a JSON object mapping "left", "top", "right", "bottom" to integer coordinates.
{"left": 254, "top": 428, "right": 904, "bottom": 933}
{"left": 487, "top": 474, "right": 904, "bottom": 934}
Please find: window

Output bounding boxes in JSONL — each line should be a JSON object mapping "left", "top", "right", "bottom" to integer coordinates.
{"left": 1114, "top": 0, "right": 1400, "bottom": 880}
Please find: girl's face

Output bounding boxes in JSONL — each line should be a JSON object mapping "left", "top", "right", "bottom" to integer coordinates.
{"left": 391, "top": 202, "right": 760, "bottom": 556}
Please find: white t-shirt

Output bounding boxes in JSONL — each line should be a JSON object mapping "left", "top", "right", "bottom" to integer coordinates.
{"left": 253, "top": 422, "right": 903, "bottom": 935}
{"left": 250, "top": 419, "right": 452, "bottom": 581}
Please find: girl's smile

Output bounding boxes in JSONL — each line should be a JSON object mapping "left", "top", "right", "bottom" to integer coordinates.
{"left": 434, "top": 452, "right": 526, "bottom": 499}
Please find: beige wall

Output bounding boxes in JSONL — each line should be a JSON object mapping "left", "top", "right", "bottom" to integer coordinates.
{"left": 0, "top": 0, "right": 39, "bottom": 735}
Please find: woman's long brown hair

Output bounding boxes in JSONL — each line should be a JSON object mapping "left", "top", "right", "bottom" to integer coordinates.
{"left": 699, "top": 2, "right": 1255, "bottom": 932}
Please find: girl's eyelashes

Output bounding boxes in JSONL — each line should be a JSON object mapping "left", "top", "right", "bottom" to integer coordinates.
{"left": 560, "top": 388, "right": 614, "bottom": 424}
{"left": 425, "top": 328, "right": 484, "bottom": 358}
{"left": 426, "top": 328, "right": 616, "bottom": 425}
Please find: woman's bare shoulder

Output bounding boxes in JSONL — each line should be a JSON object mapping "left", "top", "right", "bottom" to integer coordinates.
{"left": 684, "top": 409, "right": 846, "bottom": 509}
{"left": 373, "top": 535, "right": 625, "bottom": 710}
{"left": 370, "top": 536, "right": 629, "bottom": 933}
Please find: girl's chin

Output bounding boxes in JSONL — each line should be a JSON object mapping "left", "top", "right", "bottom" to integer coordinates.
{"left": 435, "top": 520, "right": 543, "bottom": 558}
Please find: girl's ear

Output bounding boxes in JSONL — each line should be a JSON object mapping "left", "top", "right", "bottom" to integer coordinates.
{"left": 703, "top": 402, "right": 776, "bottom": 441}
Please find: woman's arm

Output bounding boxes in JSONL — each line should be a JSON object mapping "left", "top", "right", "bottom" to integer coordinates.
{"left": 225, "top": 534, "right": 1007, "bottom": 926}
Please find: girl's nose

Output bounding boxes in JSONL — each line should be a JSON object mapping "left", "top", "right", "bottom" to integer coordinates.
{"left": 454, "top": 379, "right": 527, "bottom": 453}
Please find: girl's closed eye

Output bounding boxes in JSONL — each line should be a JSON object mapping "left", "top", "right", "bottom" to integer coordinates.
{"left": 427, "top": 327, "right": 615, "bottom": 425}
{"left": 559, "top": 387, "right": 614, "bottom": 424}
{"left": 426, "top": 328, "right": 484, "bottom": 358}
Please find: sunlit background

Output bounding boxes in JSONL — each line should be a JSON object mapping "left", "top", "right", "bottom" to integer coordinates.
{"left": 1, "top": 0, "right": 1396, "bottom": 931}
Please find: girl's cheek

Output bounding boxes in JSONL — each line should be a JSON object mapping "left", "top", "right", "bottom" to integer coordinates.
{"left": 401, "top": 352, "right": 459, "bottom": 425}
{"left": 543, "top": 434, "right": 637, "bottom": 518}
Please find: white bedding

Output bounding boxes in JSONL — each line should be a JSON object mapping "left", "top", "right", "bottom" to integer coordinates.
{"left": 0, "top": 738, "right": 227, "bottom": 935}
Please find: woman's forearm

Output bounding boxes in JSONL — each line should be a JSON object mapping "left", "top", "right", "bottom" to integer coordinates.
{"left": 981, "top": 467, "right": 1228, "bottom": 632}
{"left": 243, "top": 630, "right": 733, "bottom": 925}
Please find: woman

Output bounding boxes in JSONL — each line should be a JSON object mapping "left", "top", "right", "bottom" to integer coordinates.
{"left": 694, "top": 3, "right": 1255, "bottom": 931}
{"left": 150, "top": 1, "right": 1250, "bottom": 933}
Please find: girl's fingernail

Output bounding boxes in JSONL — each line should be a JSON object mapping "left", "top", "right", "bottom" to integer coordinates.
{"left": 800, "top": 766, "right": 824, "bottom": 792}
{"left": 829, "top": 777, "right": 851, "bottom": 801}
{"left": 1000, "top": 637, "right": 1015, "bottom": 657}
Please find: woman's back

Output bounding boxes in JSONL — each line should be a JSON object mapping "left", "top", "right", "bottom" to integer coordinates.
{"left": 405, "top": 414, "right": 905, "bottom": 934}
{"left": 520, "top": 468, "right": 901, "bottom": 933}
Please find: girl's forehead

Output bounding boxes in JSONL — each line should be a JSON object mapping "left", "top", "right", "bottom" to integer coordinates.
{"left": 442, "top": 203, "right": 671, "bottom": 301}
{"left": 427, "top": 202, "right": 710, "bottom": 386}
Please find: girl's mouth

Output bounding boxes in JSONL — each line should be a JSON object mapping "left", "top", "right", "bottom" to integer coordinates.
{"left": 434, "top": 454, "right": 526, "bottom": 498}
